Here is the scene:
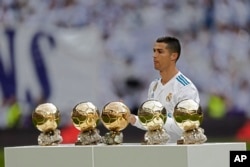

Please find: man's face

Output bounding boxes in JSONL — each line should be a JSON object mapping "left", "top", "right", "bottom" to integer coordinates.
{"left": 153, "top": 42, "right": 172, "bottom": 71}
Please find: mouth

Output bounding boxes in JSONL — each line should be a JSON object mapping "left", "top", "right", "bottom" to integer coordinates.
{"left": 154, "top": 60, "right": 159, "bottom": 65}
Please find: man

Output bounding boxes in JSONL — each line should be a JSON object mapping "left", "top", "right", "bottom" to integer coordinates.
{"left": 129, "top": 36, "right": 200, "bottom": 143}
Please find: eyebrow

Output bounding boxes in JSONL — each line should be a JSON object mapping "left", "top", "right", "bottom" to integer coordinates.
{"left": 153, "top": 48, "right": 164, "bottom": 51}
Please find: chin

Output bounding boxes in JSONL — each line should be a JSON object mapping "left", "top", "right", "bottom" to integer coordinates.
{"left": 154, "top": 66, "right": 159, "bottom": 70}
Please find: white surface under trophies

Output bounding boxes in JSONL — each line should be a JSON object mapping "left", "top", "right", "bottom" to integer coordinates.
{"left": 100, "top": 101, "right": 131, "bottom": 145}
{"left": 173, "top": 99, "right": 207, "bottom": 144}
{"left": 138, "top": 100, "right": 169, "bottom": 145}
{"left": 71, "top": 101, "right": 102, "bottom": 145}
{"left": 32, "top": 103, "right": 63, "bottom": 146}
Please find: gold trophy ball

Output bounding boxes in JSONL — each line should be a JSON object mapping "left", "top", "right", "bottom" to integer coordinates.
{"left": 32, "top": 103, "right": 60, "bottom": 132}
{"left": 173, "top": 99, "right": 203, "bottom": 131}
{"left": 101, "top": 101, "right": 130, "bottom": 131}
{"left": 71, "top": 102, "right": 99, "bottom": 132}
{"left": 138, "top": 100, "right": 167, "bottom": 131}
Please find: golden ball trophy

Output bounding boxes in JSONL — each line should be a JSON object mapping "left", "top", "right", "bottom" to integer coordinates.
{"left": 71, "top": 101, "right": 102, "bottom": 145}
{"left": 32, "top": 103, "right": 63, "bottom": 146}
{"left": 138, "top": 100, "right": 169, "bottom": 145}
{"left": 100, "top": 101, "right": 130, "bottom": 145}
{"left": 174, "top": 99, "right": 207, "bottom": 144}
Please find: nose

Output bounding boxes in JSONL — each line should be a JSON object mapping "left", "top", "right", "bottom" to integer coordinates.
{"left": 153, "top": 52, "right": 157, "bottom": 58}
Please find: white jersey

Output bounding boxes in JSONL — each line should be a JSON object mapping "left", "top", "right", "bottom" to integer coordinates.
{"left": 133, "top": 71, "right": 200, "bottom": 143}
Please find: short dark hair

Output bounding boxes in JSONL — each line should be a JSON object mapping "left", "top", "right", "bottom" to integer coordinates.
{"left": 156, "top": 36, "right": 181, "bottom": 61}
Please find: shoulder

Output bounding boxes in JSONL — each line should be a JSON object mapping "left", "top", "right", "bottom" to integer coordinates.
{"left": 175, "top": 73, "right": 192, "bottom": 86}
{"left": 174, "top": 72, "right": 200, "bottom": 102}
{"left": 149, "top": 78, "right": 160, "bottom": 89}
{"left": 174, "top": 72, "right": 199, "bottom": 94}
{"left": 174, "top": 72, "right": 196, "bottom": 88}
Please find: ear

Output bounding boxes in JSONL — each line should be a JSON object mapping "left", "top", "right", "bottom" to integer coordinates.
{"left": 170, "top": 52, "right": 178, "bottom": 61}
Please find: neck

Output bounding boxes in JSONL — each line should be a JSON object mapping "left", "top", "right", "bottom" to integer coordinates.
{"left": 160, "top": 68, "right": 179, "bottom": 85}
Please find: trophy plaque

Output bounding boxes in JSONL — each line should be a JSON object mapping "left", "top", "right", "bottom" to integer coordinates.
{"left": 32, "top": 103, "right": 63, "bottom": 146}
{"left": 100, "top": 101, "right": 130, "bottom": 145}
{"left": 174, "top": 99, "right": 207, "bottom": 144}
{"left": 138, "top": 100, "right": 169, "bottom": 145}
{"left": 71, "top": 101, "right": 102, "bottom": 145}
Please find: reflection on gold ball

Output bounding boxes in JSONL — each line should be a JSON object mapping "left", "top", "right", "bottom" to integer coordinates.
{"left": 101, "top": 101, "right": 130, "bottom": 131}
{"left": 71, "top": 102, "right": 99, "bottom": 131}
{"left": 138, "top": 100, "right": 167, "bottom": 131}
{"left": 32, "top": 103, "right": 60, "bottom": 132}
{"left": 174, "top": 99, "right": 203, "bottom": 131}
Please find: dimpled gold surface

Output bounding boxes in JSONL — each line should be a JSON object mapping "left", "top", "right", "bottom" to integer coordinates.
{"left": 138, "top": 100, "right": 167, "bottom": 131}
{"left": 101, "top": 101, "right": 130, "bottom": 131}
{"left": 32, "top": 103, "right": 60, "bottom": 132}
{"left": 71, "top": 102, "right": 99, "bottom": 131}
{"left": 174, "top": 99, "right": 203, "bottom": 131}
